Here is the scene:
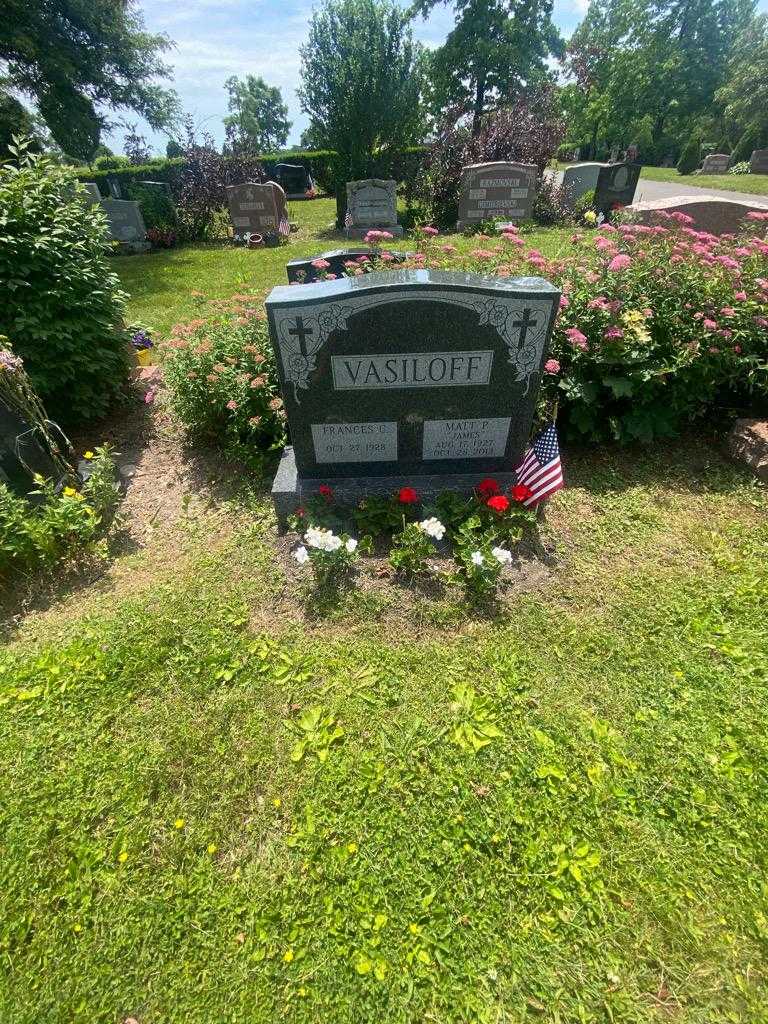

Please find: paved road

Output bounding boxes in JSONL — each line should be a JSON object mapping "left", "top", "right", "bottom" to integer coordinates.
{"left": 554, "top": 170, "right": 766, "bottom": 207}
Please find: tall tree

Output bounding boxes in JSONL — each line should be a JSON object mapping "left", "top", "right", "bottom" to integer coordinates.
{"left": 223, "top": 76, "right": 291, "bottom": 154}
{"left": 0, "top": 0, "right": 178, "bottom": 162}
{"left": 299, "top": 0, "right": 425, "bottom": 224}
{"left": 716, "top": 14, "right": 768, "bottom": 142}
{"left": 414, "top": 0, "right": 563, "bottom": 132}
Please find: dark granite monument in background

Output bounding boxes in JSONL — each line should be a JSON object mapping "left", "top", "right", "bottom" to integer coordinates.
{"left": 266, "top": 270, "right": 560, "bottom": 521}
{"left": 274, "top": 163, "right": 313, "bottom": 198}
{"left": 593, "top": 162, "right": 641, "bottom": 216}
{"left": 286, "top": 248, "right": 409, "bottom": 284}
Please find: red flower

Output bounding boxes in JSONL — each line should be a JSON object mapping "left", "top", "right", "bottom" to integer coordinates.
{"left": 318, "top": 485, "right": 333, "bottom": 499}
{"left": 398, "top": 486, "right": 419, "bottom": 504}
{"left": 477, "top": 477, "right": 501, "bottom": 497}
{"left": 486, "top": 495, "right": 510, "bottom": 513}
{"left": 511, "top": 484, "right": 533, "bottom": 502}
{"left": 295, "top": 506, "right": 306, "bottom": 517}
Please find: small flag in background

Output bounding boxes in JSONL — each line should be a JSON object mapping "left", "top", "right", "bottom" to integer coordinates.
{"left": 514, "top": 423, "right": 563, "bottom": 507}
{"left": 344, "top": 208, "right": 353, "bottom": 229}
{"left": 279, "top": 215, "right": 290, "bottom": 237}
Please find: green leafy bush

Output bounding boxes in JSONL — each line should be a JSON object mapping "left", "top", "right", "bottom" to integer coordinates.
{"left": 0, "top": 445, "right": 120, "bottom": 581}
{"left": 0, "top": 140, "right": 129, "bottom": 423}
{"left": 161, "top": 295, "right": 286, "bottom": 462}
{"left": 676, "top": 134, "right": 700, "bottom": 175}
{"left": 123, "top": 181, "right": 175, "bottom": 232}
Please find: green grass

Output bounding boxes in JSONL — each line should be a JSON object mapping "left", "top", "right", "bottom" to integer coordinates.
{"left": 115, "top": 198, "right": 574, "bottom": 334}
{"left": 554, "top": 161, "right": 768, "bottom": 196}
{"left": 3, "top": 197, "right": 768, "bottom": 1023}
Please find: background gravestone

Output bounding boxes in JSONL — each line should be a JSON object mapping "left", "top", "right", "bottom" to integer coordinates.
{"left": 81, "top": 182, "right": 102, "bottom": 204}
{"left": 274, "top": 163, "right": 313, "bottom": 198}
{"left": 593, "top": 163, "right": 641, "bottom": 216}
{"left": 265, "top": 269, "right": 560, "bottom": 521}
{"left": 0, "top": 399, "right": 72, "bottom": 500}
{"left": 226, "top": 182, "right": 287, "bottom": 238}
{"left": 286, "top": 248, "right": 409, "bottom": 284}
{"left": 139, "top": 180, "right": 174, "bottom": 201}
{"left": 457, "top": 162, "right": 538, "bottom": 229}
{"left": 345, "top": 179, "right": 403, "bottom": 238}
{"left": 701, "top": 153, "right": 731, "bottom": 174}
{"left": 626, "top": 194, "right": 768, "bottom": 234}
{"left": 750, "top": 149, "right": 768, "bottom": 175}
{"left": 561, "top": 163, "right": 605, "bottom": 208}
{"left": 100, "top": 199, "right": 149, "bottom": 252}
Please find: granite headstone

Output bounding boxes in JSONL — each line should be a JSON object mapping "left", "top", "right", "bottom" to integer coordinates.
{"left": 226, "top": 181, "right": 288, "bottom": 238}
{"left": 750, "top": 149, "right": 768, "bottom": 175}
{"left": 593, "top": 162, "right": 641, "bottom": 216}
{"left": 626, "top": 194, "right": 768, "bottom": 234}
{"left": 561, "top": 163, "right": 605, "bottom": 207}
{"left": 457, "top": 162, "right": 538, "bottom": 229}
{"left": 266, "top": 269, "right": 560, "bottom": 521}
{"left": 286, "top": 248, "right": 409, "bottom": 284}
{"left": 81, "top": 182, "right": 102, "bottom": 203}
{"left": 701, "top": 153, "right": 731, "bottom": 174}
{"left": 100, "top": 199, "right": 149, "bottom": 251}
{"left": 345, "top": 179, "right": 403, "bottom": 239}
{"left": 274, "top": 163, "right": 313, "bottom": 198}
{"left": 139, "top": 180, "right": 174, "bottom": 201}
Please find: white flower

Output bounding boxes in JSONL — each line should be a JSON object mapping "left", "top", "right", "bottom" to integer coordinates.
{"left": 304, "top": 525, "right": 340, "bottom": 552}
{"left": 293, "top": 545, "right": 310, "bottom": 565}
{"left": 470, "top": 551, "right": 484, "bottom": 566}
{"left": 345, "top": 537, "right": 358, "bottom": 553}
{"left": 418, "top": 517, "right": 446, "bottom": 540}
{"left": 492, "top": 546, "right": 512, "bottom": 565}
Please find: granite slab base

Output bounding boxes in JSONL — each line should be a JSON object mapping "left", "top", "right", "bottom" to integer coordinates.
{"left": 272, "top": 446, "right": 517, "bottom": 527}
{"left": 345, "top": 225, "right": 404, "bottom": 239}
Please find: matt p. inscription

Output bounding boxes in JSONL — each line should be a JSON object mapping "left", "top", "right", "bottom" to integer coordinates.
{"left": 423, "top": 417, "right": 511, "bottom": 460}
{"left": 332, "top": 350, "right": 493, "bottom": 390}
{"left": 311, "top": 422, "right": 397, "bottom": 463}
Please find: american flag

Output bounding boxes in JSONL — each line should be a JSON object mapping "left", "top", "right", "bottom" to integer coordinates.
{"left": 279, "top": 214, "right": 290, "bottom": 237}
{"left": 344, "top": 208, "right": 353, "bottom": 229}
{"left": 514, "top": 423, "right": 564, "bottom": 507}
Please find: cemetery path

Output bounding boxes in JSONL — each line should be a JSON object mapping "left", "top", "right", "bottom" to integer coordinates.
{"left": 552, "top": 170, "right": 765, "bottom": 206}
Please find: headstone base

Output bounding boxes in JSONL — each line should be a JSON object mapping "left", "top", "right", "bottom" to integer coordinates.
{"left": 345, "top": 225, "right": 403, "bottom": 239}
{"left": 272, "top": 446, "right": 518, "bottom": 527}
{"left": 115, "top": 240, "right": 151, "bottom": 254}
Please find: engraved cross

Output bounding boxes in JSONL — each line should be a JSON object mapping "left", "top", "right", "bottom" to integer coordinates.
{"left": 512, "top": 308, "right": 537, "bottom": 349}
{"left": 288, "top": 316, "right": 313, "bottom": 356}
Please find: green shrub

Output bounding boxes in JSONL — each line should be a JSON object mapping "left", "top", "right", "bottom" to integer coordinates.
{"left": 715, "top": 137, "right": 732, "bottom": 155}
{"left": 0, "top": 140, "right": 129, "bottom": 423}
{"left": 93, "top": 155, "right": 131, "bottom": 171}
{"left": 0, "top": 445, "right": 120, "bottom": 581}
{"left": 732, "top": 128, "right": 763, "bottom": 164}
{"left": 162, "top": 296, "right": 286, "bottom": 463}
{"left": 676, "top": 133, "right": 700, "bottom": 175}
{"left": 574, "top": 189, "right": 597, "bottom": 219}
{"left": 123, "top": 181, "right": 176, "bottom": 231}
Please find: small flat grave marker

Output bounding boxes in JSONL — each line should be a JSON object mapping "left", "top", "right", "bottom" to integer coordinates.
{"left": 266, "top": 269, "right": 560, "bottom": 521}
{"left": 286, "top": 248, "right": 409, "bottom": 284}
{"left": 457, "top": 162, "right": 538, "bottom": 229}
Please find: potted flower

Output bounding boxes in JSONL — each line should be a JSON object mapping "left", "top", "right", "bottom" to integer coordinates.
{"left": 131, "top": 328, "right": 154, "bottom": 366}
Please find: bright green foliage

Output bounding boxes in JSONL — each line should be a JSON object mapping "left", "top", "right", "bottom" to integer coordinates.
{"left": 0, "top": 141, "right": 129, "bottom": 422}
{"left": 717, "top": 15, "right": 768, "bottom": 145}
{"left": 389, "top": 521, "right": 438, "bottom": 576}
{"left": 677, "top": 132, "right": 701, "bottom": 174}
{"left": 0, "top": 446, "right": 120, "bottom": 582}
{"left": 0, "top": 0, "right": 177, "bottom": 161}
{"left": 224, "top": 76, "right": 291, "bottom": 154}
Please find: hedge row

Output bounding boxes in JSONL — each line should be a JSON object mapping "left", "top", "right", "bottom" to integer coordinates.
{"left": 74, "top": 147, "right": 430, "bottom": 198}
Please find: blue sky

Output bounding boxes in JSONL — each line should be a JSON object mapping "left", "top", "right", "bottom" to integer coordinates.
{"left": 107, "top": 0, "right": 596, "bottom": 154}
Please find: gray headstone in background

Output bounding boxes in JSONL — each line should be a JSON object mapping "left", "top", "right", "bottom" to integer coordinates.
{"left": 81, "top": 182, "right": 102, "bottom": 204}
{"left": 226, "top": 181, "right": 287, "bottom": 237}
{"left": 106, "top": 176, "right": 122, "bottom": 198}
{"left": 345, "top": 179, "right": 403, "bottom": 238}
{"left": 626, "top": 194, "right": 768, "bottom": 234}
{"left": 701, "top": 153, "right": 731, "bottom": 174}
{"left": 100, "top": 199, "right": 149, "bottom": 251}
{"left": 561, "top": 162, "right": 605, "bottom": 207}
{"left": 265, "top": 269, "right": 560, "bottom": 521}
{"left": 274, "top": 163, "right": 312, "bottom": 198}
{"left": 139, "top": 180, "right": 174, "bottom": 201}
{"left": 593, "top": 162, "right": 641, "bottom": 216}
{"left": 750, "top": 149, "right": 768, "bottom": 175}
{"left": 457, "top": 162, "right": 538, "bottom": 229}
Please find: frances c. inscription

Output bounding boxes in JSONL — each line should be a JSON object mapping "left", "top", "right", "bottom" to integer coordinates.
{"left": 311, "top": 421, "right": 397, "bottom": 463}
{"left": 423, "top": 418, "right": 511, "bottom": 460}
{"left": 331, "top": 350, "right": 493, "bottom": 390}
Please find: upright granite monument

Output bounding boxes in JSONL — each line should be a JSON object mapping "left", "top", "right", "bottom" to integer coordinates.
{"left": 701, "top": 153, "right": 731, "bottom": 174}
{"left": 274, "top": 163, "right": 313, "bottom": 198}
{"left": 593, "top": 162, "right": 641, "bottom": 216}
{"left": 457, "top": 162, "right": 538, "bottom": 229}
{"left": 266, "top": 270, "right": 560, "bottom": 521}
{"left": 561, "top": 163, "right": 604, "bottom": 207}
{"left": 345, "top": 179, "right": 402, "bottom": 239}
{"left": 750, "top": 149, "right": 768, "bottom": 175}
{"left": 226, "top": 181, "right": 288, "bottom": 239}
{"left": 81, "top": 182, "right": 102, "bottom": 203}
{"left": 100, "top": 199, "right": 149, "bottom": 252}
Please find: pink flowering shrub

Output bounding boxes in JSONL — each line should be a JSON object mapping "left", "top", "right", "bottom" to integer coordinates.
{"left": 162, "top": 293, "right": 286, "bottom": 460}
{"left": 370, "top": 214, "right": 768, "bottom": 441}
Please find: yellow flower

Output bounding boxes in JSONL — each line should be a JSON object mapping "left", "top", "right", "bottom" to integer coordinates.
{"left": 83, "top": 451, "right": 94, "bottom": 460}
{"left": 272, "top": 797, "right": 281, "bottom": 808}
{"left": 174, "top": 818, "right": 185, "bottom": 829}
{"left": 207, "top": 843, "right": 217, "bottom": 855}
{"left": 347, "top": 842, "right": 358, "bottom": 854}
{"left": 73, "top": 923, "right": 82, "bottom": 933}
{"left": 584, "top": 210, "right": 597, "bottom": 225}
{"left": 283, "top": 948, "right": 294, "bottom": 963}
{"left": 118, "top": 851, "right": 128, "bottom": 863}
{"left": 63, "top": 486, "right": 77, "bottom": 497}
